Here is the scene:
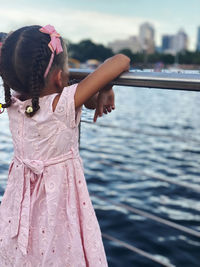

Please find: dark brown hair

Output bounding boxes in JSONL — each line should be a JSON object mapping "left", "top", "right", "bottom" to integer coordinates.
{"left": 0, "top": 25, "right": 66, "bottom": 116}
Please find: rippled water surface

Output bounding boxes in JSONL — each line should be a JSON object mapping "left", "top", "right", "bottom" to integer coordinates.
{"left": 1, "top": 82, "right": 200, "bottom": 266}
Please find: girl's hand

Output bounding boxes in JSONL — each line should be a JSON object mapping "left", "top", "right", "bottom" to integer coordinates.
{"left": 93, "top": 86, "right": 115, "bottom": 122}
{"left": 75, "top": 54, "right": 130, "bottom": 108}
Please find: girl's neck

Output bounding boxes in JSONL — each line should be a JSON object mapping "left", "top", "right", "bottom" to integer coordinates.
{"left": 40, "top": 86, "right": 63, "bottom": 97}
{"left": 18, "top": 86, "right": 63, "bottom": 101}
{"left": 39, "top": 68, "right": 68, "bottom": 97}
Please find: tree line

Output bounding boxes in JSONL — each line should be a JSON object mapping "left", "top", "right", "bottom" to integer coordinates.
{"left": 67, "top": 39, "right": 200, "bottom": 65}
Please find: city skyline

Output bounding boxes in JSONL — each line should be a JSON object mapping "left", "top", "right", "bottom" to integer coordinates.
{"left": 109, "top": 23, "right": 191, "bottom": 55}
{"left": 197, "top": 27, "right": 200, "bottom": 51}
{"left": 0, "top": 0, "right": 200, "bottom": 50}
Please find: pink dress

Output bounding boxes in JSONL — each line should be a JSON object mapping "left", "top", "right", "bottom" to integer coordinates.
{"left": 0, "top": 84, "right": 108, "bottom": 267}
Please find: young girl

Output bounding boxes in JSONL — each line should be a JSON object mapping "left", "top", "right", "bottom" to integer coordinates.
{"left": 0, "top": 25, "right": 130, "bottom": 266}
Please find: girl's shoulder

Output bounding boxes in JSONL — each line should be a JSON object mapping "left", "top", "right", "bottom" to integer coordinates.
{"left": 52, "top": 83, "right": 78, "bottom": 112}
{"left": 51, "top": 83, "right": 82, "bottom": 128}
{"left": 10, "top": 84, "right": 81, "bottom": 128}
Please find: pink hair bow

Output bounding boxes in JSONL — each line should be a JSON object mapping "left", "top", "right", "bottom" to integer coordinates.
{"left": 39, "top": 25, "right": 63, "bottom": 78}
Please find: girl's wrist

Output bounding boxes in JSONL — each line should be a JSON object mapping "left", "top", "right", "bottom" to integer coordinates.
{"left": 100, "top": 84, "right": 113, "bottom": 92}
{"left": 84, "top": 93, "right": 98, "bottom": 109}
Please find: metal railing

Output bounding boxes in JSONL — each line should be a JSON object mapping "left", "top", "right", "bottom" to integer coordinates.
{"left": 70, "top": 68, "right": 200, "bottom": 266}
{"left": 2, "top": 70, "right": 200, "bottom": 266}
{"left": 69, "top": 68, "right": 200, "bottom": 91}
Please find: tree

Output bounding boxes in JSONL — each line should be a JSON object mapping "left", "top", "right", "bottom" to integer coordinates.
{"left": 68, "top": 39, "right": 113, "bottom": 62}
{"left": 118, "top": 49, "right": 134, "bottom": 63}
{"left": 66, "top": 38, "right": 200, "bottom": 66}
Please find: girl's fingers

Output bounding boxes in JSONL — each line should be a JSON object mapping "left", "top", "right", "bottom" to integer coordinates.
{"left": 93, "top": 109, "right": 98, "bottom": 122}
{"left": 103, "top": 108, "right": 108, "bottom": 114}
{"left": 106, "top": 106, "right": 112, "bottom": 113}
{"left": 98, "top": 101, "right": 104, "bottom": 117}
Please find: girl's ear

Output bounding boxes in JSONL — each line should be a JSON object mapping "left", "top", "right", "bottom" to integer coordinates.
{"left": 54, "top": 69, "right": 63, "bottom": 89}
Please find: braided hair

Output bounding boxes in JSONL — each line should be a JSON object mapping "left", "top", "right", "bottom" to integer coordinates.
{"left": 0, "top": 26, "right": 66, "bottom": 117}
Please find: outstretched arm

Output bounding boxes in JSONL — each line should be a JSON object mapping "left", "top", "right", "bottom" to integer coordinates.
{"left": 75, "top": 54, "right": 130, "bottom": 108}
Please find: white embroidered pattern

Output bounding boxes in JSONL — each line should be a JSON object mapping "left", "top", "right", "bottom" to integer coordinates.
{"left": 0, "top": 85, "right": 108, "bottom": 266}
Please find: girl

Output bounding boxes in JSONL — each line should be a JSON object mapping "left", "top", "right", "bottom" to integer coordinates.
{"left": 0, "top": 25, "right": 130, "bottom": 266}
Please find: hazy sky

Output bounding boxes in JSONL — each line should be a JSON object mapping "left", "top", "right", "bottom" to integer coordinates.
{"left": 0, "top": 0, "right": 199, "bottom": 50}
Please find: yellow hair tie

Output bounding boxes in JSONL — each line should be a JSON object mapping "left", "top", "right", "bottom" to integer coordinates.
{"left": 26, "top": 106, "right": 33, "bottom": 113}
{"left": 0, "top": 103, "right": 4, "bottom": 114}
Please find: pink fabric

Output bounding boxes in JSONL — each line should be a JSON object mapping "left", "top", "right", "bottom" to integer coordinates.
{"left": 39, "top": 25, "right": 63, "bottom": 78}
{"left": 0, "top": 84, "right": 108, "bottom": 266}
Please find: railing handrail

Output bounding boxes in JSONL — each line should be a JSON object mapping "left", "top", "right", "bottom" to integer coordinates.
{"left": 69, "top": 68, "right": 200, "bottom": 91}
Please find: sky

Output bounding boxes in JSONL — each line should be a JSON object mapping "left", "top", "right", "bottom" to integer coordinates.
{"left": 0, "top": 0, "right": 200, "bottom": 51}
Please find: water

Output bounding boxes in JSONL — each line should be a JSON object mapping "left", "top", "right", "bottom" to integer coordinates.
{"left": 1, "top": 84, "right": 200, "bottom": 266}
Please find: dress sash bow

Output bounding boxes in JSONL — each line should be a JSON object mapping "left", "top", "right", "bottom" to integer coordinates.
{"left": 10, "top": 150, "right": 78, "bottom": 255}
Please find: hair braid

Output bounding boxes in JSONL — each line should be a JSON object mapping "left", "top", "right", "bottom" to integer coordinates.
{"left": 25, "top": 63, "right": 41, "bottom": 117}
{"left": 2, "top": 82, "right": 12, "bottom": 108}
{"left": 25, "top": 41, "right": 48, "bottom": 117}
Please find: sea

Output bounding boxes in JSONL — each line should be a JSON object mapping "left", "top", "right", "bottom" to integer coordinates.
{"left": 0, "top": 76, "right": 200, "bottom": 267}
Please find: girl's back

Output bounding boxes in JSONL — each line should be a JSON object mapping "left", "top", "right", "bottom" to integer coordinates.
{"left": 9, "top": 84, "right": 80, "bottom": 160}
{"left": 0, "top": 83, "right": 108, "bottom": 266}
{"left": 0, "top": 24, "right": 130, "bottom": 266}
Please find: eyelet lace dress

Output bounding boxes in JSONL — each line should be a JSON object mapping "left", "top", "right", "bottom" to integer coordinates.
{"left": 0, "top": 84, "right": 108, "bottom": 267}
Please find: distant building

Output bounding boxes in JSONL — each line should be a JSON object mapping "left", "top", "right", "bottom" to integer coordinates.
{"left": 162, "top": 35, "right": 175, "bottom": 54}
{"left": 155, "top": 46, "right": 162, "bottom": 53}
{"left": 108, "top": 36, "right": 141, "bottom": 54}
{"left": 161, "top": 29, "right": 188, "bottom": 55}
{"left": 196, "top": 26, "right": 200, "bottom": 51}
{"left": 0, "top": 32, "right": 7, "bottom": 42}
{"left": 174, "top": 29, "right": 188, "bottom": 53}
{"left": 139, "top": 22, "right": 155, "bottom": 54}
